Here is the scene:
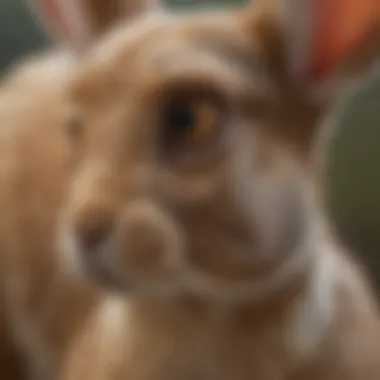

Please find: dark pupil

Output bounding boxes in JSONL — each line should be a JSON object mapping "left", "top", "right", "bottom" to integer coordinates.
{"left": 167, "top": 103, "right": 195, "bottom": 134}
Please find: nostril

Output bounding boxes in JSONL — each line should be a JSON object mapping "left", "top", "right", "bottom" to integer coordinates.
{"left": 75, "top": 221, "right": 113, "bottom": 254}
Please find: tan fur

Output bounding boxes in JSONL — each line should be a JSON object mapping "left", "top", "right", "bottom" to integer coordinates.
{"left": 0, "top": 1, "right": 380, "bottom": 380}
{"left": 0, "top": 2, "right": 170, "bottom": 378}
{"left": 56, "top": 3, "right": 380, "bottom": 380}
{"left": 0, "top": 1, "right": 169, "bottom": 378}
{"left": 0, "top": 51, "right": 101, "bottom": 380}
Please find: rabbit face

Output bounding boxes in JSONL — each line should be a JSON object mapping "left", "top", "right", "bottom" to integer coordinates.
{"left": 58, "top": 10, "right": 315, "bottom": 301}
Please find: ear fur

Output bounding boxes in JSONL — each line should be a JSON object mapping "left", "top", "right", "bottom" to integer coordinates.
{"left": 242, "top": 0, "right": 380, "bottom": 156}
{"left": 30, "top": 0, "right": 162, "bottom": 51}
{"left": 247, "top": 0, "right": 380, "bottom": 96}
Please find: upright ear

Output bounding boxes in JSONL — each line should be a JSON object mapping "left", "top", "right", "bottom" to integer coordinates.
{"left": 243, "top": 0, "right": 380, "bottom": 153}
{"left": 247, "top": 0, "right": 380, "bottom": 101}
{"left": 30, "top": 0, "right": 162, "bottom": 51}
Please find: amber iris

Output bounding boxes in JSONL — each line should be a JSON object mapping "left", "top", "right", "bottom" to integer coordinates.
{"left": 164, "top": 99, "right": 220, "bottom": 147}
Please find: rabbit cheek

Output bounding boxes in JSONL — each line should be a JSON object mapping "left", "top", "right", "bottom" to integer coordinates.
{"left": 111, "top": 199, "right": 185, "bottom": 292}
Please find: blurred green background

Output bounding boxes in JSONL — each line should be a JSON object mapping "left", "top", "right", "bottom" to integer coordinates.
{"left": 0, "top": 0, "right": 48, "bottom": 71}
{"left": 1, "top": 0, "right": 380, "bottom": 291}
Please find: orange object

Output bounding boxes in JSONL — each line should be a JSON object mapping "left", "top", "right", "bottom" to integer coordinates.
{"left": 309, "top": 0, "right": 380, "bottom": 80}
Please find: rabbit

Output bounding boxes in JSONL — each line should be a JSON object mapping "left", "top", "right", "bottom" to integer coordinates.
{"left": 0, "top": 0, "right": 380, "bottom": 379}
{"left": 44, "top": 0, "right": 380, "bottom": 379}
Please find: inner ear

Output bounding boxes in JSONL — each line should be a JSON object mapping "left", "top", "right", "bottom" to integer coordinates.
{"left": 240, "top": 0, "right": 380, "bottom": 160}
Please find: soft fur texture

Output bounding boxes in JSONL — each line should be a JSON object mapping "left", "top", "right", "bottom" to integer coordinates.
{"left": 0, "top": 50, "right": 101, "bottom": 380}
{"left": 0, "top": 0, "right": 380, "bottom": 379}
{"left": 58, "top": 0, "right": 380, "bottom": 379}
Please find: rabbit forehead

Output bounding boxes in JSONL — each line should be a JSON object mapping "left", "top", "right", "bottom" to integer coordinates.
{"left": 70, "top": 10, "right": 266, "bottom": 107}
{"left": 88, "top": 10, "right": 171, "bottom": 66}
{"left": 84, "top": 6, "right": 263, "bottom": 76}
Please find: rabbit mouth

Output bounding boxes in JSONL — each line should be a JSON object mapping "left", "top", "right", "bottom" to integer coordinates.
{"left": 81, "top": 254, "right": 130, "bottom": 294}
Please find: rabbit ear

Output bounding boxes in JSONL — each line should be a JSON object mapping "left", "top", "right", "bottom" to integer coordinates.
{"left": 31, "top": 0, "right": 162, "bottom": 51}
{"left": 292, "top": 0, "right": 380, "bottom": 83}
{"left": 243, "top": 0, "right": 380, "bottom": 154}
{"left": 248, "top": 0, "right": 380, "bottom": 91}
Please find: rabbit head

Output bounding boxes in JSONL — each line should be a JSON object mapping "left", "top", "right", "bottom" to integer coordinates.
{"left": 33, "top": 0, "right": 380, "bottom": 301}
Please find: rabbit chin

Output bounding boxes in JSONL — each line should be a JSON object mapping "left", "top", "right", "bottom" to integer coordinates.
{"left": 181, "top": 245, "right": 310, "bottom": 304}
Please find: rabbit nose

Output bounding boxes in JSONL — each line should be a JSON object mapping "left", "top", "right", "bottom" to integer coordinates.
{"left": 74, "top": 211, "right": 114, "bottom": 254}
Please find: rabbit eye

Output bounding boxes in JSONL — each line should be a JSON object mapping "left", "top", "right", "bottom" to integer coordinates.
{"left": 163, "top": 95, "right": 223, "bottom": 150}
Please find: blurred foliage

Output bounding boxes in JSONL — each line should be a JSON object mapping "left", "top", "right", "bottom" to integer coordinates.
{"left": 1, "top": 0, "right": 380, "bottom": 290}
{"left": 323, "top": 71, "right": 380, "bottom": 290}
